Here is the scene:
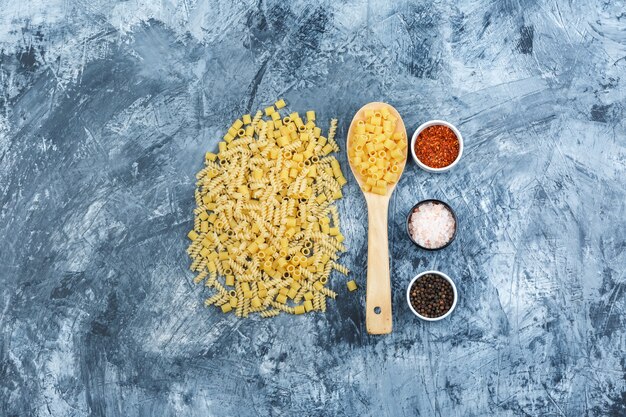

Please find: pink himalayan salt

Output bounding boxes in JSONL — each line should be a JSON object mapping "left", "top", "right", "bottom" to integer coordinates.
{"left": 408, "top": 202, "right": 455, "bottom": 249}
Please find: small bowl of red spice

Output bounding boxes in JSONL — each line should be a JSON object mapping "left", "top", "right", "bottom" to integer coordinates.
{"left": 410, "top": 120, "right": 463, "bottom": 173}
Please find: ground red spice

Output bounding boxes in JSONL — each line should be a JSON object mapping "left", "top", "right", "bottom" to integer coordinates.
{"left": 415, "top": 125, "right": 459, "bottom": 168}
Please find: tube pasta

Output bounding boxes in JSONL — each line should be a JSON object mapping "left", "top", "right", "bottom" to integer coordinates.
{"left": 348, "top": 107, "right": 405, "bottom": 195}
{"left": 187, "top": 99, "right": 349, "bottom": 317}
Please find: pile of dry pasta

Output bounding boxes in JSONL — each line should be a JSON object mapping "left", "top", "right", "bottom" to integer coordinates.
{"left": 186, "top": 99, "right": 350, "bottom": 317}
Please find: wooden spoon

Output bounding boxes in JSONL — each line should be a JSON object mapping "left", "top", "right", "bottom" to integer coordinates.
{"left": 346, "top": 102, "right": 407, "bottom": 334}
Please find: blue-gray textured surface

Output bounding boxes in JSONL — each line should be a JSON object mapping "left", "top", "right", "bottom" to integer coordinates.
{"left": 1, "top": 0, "right": 625, "bottom": 416}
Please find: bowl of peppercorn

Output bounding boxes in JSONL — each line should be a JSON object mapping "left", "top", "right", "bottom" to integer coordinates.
{"left": 407, "top": 270, "right": 457, "bottom": 321}
{"left": 410, "top": 120, "right": 463, "bottom": 173}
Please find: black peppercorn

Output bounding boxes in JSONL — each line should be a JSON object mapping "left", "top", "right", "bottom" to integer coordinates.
{"left": 409, "top": 273, "right": 455, "bottom": 318}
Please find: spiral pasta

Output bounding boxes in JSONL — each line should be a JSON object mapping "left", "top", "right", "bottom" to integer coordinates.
{"left": 187, "top": 99, "right": 350, "bottom": 317}
{"left": 260, "top": 309, "right": 280, "bottom": 318}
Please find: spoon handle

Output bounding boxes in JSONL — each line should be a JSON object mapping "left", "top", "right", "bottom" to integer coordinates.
{"left": 365, "top": 194, "right": 392, "bottom": 334}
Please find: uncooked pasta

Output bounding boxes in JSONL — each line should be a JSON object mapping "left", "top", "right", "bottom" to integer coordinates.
{"left": 186, "top": 99, "right": 350, "bottom": 317}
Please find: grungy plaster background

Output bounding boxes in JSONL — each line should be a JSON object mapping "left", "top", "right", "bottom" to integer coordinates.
{"left": 1, "top": 0, "right": 625, "bottom": 416}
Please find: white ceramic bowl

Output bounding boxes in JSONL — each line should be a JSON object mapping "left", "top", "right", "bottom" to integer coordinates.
{"left": 410, "top": 120, "right": 463, "bottom": 173}
{"left": 406, "top": 270, "right": 458, "bottom": 321}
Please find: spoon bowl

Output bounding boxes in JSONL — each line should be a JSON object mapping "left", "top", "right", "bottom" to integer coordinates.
{"left": 346, "top": 102, "right": 407, "bottom": 334}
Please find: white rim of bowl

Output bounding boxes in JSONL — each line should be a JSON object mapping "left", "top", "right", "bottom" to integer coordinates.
{"left": 410, "top": 120, "right": 463, "bottom": 173}
{"left": 406, "top": 270, "right": 458, "bottom": 321}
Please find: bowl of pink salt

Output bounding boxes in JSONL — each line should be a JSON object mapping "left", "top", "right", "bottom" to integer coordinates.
{"left": 406, "top": 199, "right": 457, "bottom": 250}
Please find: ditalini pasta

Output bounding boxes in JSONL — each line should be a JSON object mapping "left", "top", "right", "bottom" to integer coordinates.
{"left": 187, "top": 99, "right": 349, "bottom": 317}
{"left": 348, "top": 107, "right": 407, "bottom": 195}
